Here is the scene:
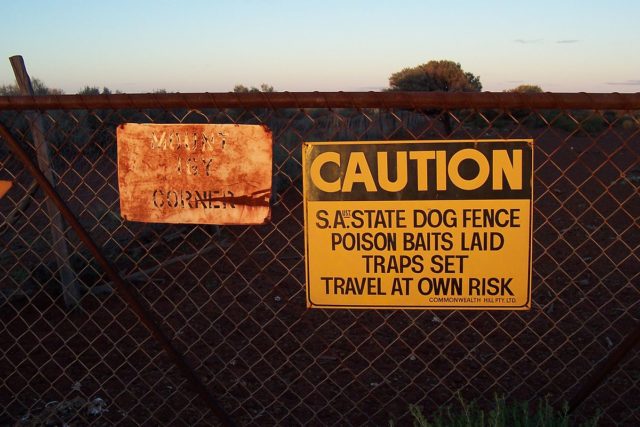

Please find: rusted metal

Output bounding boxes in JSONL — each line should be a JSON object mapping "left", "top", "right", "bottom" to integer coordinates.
{"left": 1, "top": 91, "right": 638, "bottom": 425}
{"left": 0, "top": 123, "right": 237, "bottom": 427}
{"left": 1, "top": 91, "right": 639, "bottom": 111}
{"left": 0, "top": 180, "right": 11, "bottom": 198}
{"left": 117, "top": 123, "right": 272, "bottom": 225}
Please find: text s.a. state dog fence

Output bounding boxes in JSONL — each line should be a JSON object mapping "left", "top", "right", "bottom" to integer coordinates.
{"left": 1, "top": 91, "right": 638, "bottom": 426}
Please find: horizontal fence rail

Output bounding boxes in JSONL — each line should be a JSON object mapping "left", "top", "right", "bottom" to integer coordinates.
{"left": 0, "top": 91, "right": 638, "bottom": 426}
{"left": 1, "top": 91, "right": 640, "bottom": 110}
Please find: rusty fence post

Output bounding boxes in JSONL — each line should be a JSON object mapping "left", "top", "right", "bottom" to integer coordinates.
{"left": 9, "top": 55, "right": 80, "bottom": 308}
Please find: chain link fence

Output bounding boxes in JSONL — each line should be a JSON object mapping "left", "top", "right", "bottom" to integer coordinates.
{"left": 0, "top": 92, "right": 638, "bottom": 426}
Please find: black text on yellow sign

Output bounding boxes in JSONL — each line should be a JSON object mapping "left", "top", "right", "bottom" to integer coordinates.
{"left": 303, "top": 140, "right": 533, "bottom": 310}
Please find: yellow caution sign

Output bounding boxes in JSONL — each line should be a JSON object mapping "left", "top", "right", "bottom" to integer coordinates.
{"left": 0, "top": 180, "right": 12, "bottom": 199}
{"left": 303, "top": 139, "right": 533, "bottom": 310}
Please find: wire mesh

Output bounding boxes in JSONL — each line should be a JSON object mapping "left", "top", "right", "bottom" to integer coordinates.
{"left": 0, "top": 94, "right": 638, "bottom": 426}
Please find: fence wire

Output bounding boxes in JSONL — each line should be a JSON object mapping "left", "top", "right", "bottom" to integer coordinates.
{"left": 0, "top": 93, "right": 638, "bottom": 426}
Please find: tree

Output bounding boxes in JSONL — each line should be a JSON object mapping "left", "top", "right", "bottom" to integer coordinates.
{"left": 233, "top": 83, "right": 274, "bottom": 93}
{"left": 389, "top": 60, "right": 482, "bottom": 92}
{"left": 78, "top": 86, "right": 112, "bottom": 95}
{"left": 507, "top": 84, "right": 543, "bottom": 93}
{"left": 0, "top": 78, "right": 63, "bottom": 95}
{"left": 388, "top": 60, "right": 481, "bottom": 133}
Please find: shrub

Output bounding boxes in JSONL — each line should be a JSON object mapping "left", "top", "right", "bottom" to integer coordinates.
{"left": 507, "top": 84, "right": 543, "bottom": 94}
{"left": 391, "top": 395, "right": 600, "bottom": 427}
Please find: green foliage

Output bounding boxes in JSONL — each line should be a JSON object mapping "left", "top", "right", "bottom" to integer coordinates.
{"left": 621, "top": 115, "right": 639, "bottom": 129}
{"left": 540, "top": 110, "right": 608, "bottom": 135}
{"left": 32, "top": 78, "right": 64, "bottom": 95}
{"left": 388, "top": 60, "right": 482, "bottom": 92}
{"left": 233, "top": 83, "right": 275, "bottom": 93}
{"left": 387, "top": 60, "right": 481, "bottom": 134}
{"left": 580, "top": 115, "right": 608, "bottom": 134}
{"left": 0, "top": 78, "right": 63, "bottom": 95}
{"left": 507, "top": 84, "right": 543, "bottom": 93}
{"left": 77, "top": 86, "right": 112, "bottom": 95}
{"left": 0, "top": 84, "right": 19, "bottom": 95}
{"left": 399, "top": 395, "right": 600, "bottom": 427}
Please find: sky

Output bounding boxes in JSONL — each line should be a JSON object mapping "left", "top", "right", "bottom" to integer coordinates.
{"left": 1, "top": 0, "right": 639, "bottom": 94}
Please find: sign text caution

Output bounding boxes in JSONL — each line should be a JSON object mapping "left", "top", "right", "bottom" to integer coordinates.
{"left": 303, "top": 139, "right": 533, "bottom": 310}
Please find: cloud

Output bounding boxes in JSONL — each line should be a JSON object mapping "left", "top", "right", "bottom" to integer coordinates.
{"left": 606, "top": 80, "right": 640, "bottom": 86}
{"left": 514, "top": 39, "right": 580, "bottom": 45}
{"left": 514, "top": 39, "right": 542, "bottom": 44}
